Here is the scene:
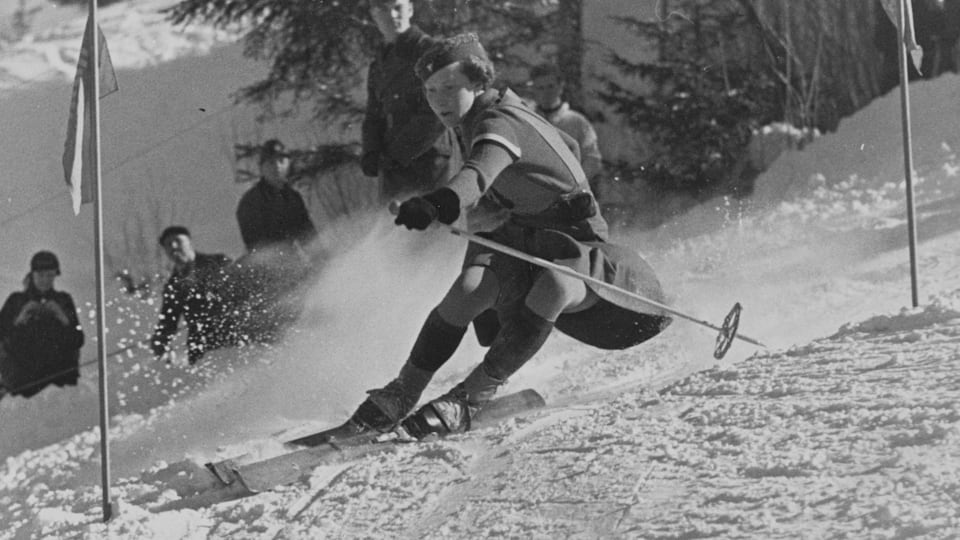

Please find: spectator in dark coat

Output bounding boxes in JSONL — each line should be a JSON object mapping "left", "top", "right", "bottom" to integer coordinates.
{"left": 236, "top": 139, "right": 318, "bottom": 256}
{"left": 150, "top": 226, "right": 239, "bottom": 365}
{"left": 234, "top": 140, "right": 318, "bottom": 337}
{"left": 0, "top": 251, "right": 84, "bottom": 397}
{"left": 361, "top": 0, "right": 460, "bottom": 201}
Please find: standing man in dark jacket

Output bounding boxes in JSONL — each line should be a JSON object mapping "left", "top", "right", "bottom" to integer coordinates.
{"left": 0, "top": 251, "right": 84, "bottom": 397}
{"left": 361, "top": 0, "right": 459, "bottom": 201}
{"left": 235, "top": 139, "right": 317, "bottom": 338}
{"left": 236, "top": 139, "right": 318, "bottom": 256}
{"left": 150, "top": 226, "right": 239, "bottom": 365}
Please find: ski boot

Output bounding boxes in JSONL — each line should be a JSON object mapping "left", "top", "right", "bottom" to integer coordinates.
{"left": 401, "top": 363, "right": 504, "bottom": 439}
{"left": 307, "top": 362, "right": 434, "bottom": 446}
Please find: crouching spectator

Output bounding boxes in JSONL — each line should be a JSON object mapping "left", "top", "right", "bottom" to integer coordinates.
{"left": 0, "top": 251, "right": 84, "bottom": 398}
{"left": 150, "top": 226, "right": 240, "bottom": 365}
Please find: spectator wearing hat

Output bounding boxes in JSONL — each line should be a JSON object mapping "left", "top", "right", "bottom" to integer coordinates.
{"left": 234, "top": 139, "right": 318, "bottom": 338}
{"left": 0, "top": 251, "right": 84, "bottom": 397}
{"left": 235, "top": 139, "right": 318, "bottom": 256}
{"left": 361, "top": 0, "right": 460, "bottom": 202}
{"left": 528, "top": 63, "right": 605, "bottom": 197}
{"left": 150, "top": 226, "right": 239, "bottom": 365}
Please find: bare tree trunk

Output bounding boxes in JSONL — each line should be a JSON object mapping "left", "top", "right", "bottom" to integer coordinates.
{"left": 737, "top": 0, "right": 882, "bottom": 131}
{"left": 556, "top": 0, "right": 584, "bottom": 108}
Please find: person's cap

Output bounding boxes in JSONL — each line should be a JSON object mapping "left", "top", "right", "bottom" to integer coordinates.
{"left": 416, "top": 33, "right": 489, "bottom": 81}
{"left": 260, "top": 139, "right": 289, "bottom": 162}
{"left": 158, "top": 225, "right": 191, "bottom": 246}
{"left": 30, "top": 251, "right": 60, "bottom": 275}
{"left": 529, "top": 63, "right": 562, "bottom": 80}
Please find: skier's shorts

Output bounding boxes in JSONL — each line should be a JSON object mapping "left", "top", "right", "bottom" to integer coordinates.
{"left": 464, "top": 224, "right": 672, "bottom": 350}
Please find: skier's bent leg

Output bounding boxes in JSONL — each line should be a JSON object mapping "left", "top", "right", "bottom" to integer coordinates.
{"left": 403, "top": 304, "right": 555, "bottom": 438}
{"left": 435, "top": 265, "right": 500, "bottom": 327}
{"left": 351, "top": 268, "right": 499, "bottom": 433}
{"left": 351, "top": 309, "right": 465, "bottom": 432}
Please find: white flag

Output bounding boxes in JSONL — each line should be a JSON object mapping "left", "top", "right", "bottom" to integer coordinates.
{"left": 62, "top": 16, "right": 118, "bottom": 215}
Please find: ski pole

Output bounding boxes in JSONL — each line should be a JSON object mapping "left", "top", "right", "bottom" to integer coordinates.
{"left": 390, "top": 204, "right": 766, "bottom": 358}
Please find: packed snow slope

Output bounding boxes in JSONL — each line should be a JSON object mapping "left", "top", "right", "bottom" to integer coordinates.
{"left": 1, "top": 2, "right": 959, "bottom": 537}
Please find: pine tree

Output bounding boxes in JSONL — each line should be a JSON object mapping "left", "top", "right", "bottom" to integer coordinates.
{"left": 166, "top": 0, "right": 582, "bottom": 120}
{"left": 598, "top": 0, "right": 781, "bottom": 195}
{"left": 165, "top": 0, "right": 584, "bottom": 172}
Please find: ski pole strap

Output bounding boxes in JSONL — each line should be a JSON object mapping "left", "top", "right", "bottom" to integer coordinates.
{"left": 499, "top": 102, "right": 589, "bottom": 191}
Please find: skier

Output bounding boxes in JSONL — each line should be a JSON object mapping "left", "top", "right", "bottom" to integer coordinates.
{"left": 361, "top": 0, "right": 460, "bottom": 201}
{"left": 150, "top": 226, "right": 239, "bottom": 365}
{"left": 337, "top": 33, "right": 671, "bottom": 440}
{"left": 0, "top": 251, "right": 84, "bottom": 397}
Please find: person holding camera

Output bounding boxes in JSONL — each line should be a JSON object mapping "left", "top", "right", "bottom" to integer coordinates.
{"left": 0, "top": 251, "right": 84, "bottom": 398}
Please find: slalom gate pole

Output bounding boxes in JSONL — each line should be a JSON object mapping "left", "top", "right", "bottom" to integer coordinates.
{"left": 896, "top": 0, "right": 920, "bottom": 308}
{"left": 87, "top": 0, "right": 112, "bottom": 521}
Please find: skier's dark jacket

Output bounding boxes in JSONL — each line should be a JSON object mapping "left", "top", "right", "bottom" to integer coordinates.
{"left": 0, "top": 282, "right": 84, "bottom": 397}
{"left": 362, "top": 25, "right": 455, "bottom": 198}
{"left": 151, "top": 252, "right": 237, "bottom": 364}
{"left": 235, "top": 179, "right": 317, "bottom": 253}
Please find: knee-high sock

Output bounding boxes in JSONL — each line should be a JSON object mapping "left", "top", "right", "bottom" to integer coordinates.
{"left": 480, "top": 304, "right": 554, "bottom": 384}
{"left": 407, "top": 307, "right": 554, "bottom": 437}
{"left": 358, "top": 308, "right": 468, "bottom": 426}
{"left": 408, "top": 308, "right": 468, "bottom": 372}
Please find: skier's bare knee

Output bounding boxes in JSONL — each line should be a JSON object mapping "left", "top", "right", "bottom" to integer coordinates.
{"left": 524, "top": 268, "right": 595, "bottom": 321}
{"left": 436, "top": 266, "right": 499, "bottom": 326}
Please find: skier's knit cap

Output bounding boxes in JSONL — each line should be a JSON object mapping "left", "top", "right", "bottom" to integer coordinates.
{"left": 259, "top": 139, "right": 288, "bottom": 162}
{"left": 30, "top": 251, "right": 60, "bottom": 275}
{"left": 416, "top": 33, "right": 489, "bottom": 81}
{"left": 158, "top": 225, "right": 191, "bottom": 246}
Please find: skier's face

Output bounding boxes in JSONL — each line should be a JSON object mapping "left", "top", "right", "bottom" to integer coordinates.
{"left": 31, "top": 270, "right": 57, "bottom": 292}
{"left": 161, "top": 233, "right": 196, "bottom": 267}
{"left": 424, "top": 63, "right": 484, "bottom": 128}
{"left": 370, "top": 0, "right": 413, "bottom": 40}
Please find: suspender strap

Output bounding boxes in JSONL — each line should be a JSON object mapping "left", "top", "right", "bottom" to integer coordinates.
{"left": 499, "top": 103, "right": 589, "bottom": 191}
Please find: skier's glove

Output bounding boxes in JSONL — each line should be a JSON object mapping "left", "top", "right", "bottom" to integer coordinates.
{"left": 394, "top": 188, "right": 461, "bottom": 230}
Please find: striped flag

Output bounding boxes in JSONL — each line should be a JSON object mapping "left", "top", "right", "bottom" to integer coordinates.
{"left": 62, "top": 15, "right": 118, "bottom": 215}
{"left": 880, "top": 0, "right": 924, "bottom": 72}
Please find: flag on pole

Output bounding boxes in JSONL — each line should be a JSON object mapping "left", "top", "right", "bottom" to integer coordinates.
{"left": 880, "top": 0, "right": 924, "bottom": 72}
{"left": 62, "top": 16, "right": 118, "bottom": 215}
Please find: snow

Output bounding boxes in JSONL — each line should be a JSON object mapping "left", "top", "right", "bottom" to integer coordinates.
{"left": 1, "top": 2, "right": 960, "bottom": 537}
